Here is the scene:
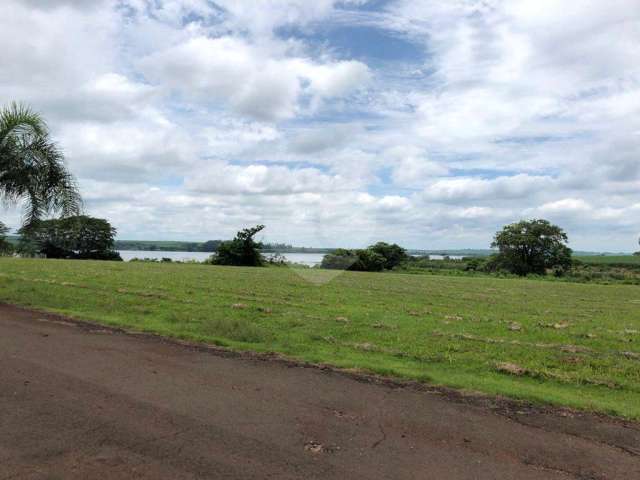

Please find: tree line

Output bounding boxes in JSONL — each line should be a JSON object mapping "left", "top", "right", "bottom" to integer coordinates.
{"left": 318, "top": 219, "right": 573, "bottom": 276}
{"left": 114, "top": 239, "right": 224, "bottom": 253}
{"left": 199, "top": 219, "right": 576, "bottom": 277}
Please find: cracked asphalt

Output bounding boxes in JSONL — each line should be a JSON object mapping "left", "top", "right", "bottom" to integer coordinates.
{"left": 1, "top": 304, "right": 640, "bottom": 479}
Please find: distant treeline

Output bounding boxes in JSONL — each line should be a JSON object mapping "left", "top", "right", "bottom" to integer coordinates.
{"left": 115, "top": 240, "right": 222, "bottom": 252}
{"left": 115, "top": 239, "right": 335, "bottom": 253}
{"left": 261, "top": 245, "right": 334, "bottom": 253}
{"left": 113, "top": 240, "right": 622, "bottom": 257}
{"left": 8, "top": 235, "right": 629, "bottom": 257}
{"left": 409, "top": 249, "right": 493, "bottom": 257}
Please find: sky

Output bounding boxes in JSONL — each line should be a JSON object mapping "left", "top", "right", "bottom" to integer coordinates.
{"left": 1, "top": 0, "right": 639, "bottom": 251}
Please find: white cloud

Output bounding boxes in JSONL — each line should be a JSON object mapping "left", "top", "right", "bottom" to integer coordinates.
{"left": 538, "top": 198, "right": 592, "bottom": 214}
{"left": 139, "top": 36, "right": 298, "bottom": 121}
{"left": 184, "top": 163, "right": 351, "bottom": 195}
{"left": 378, "top": 195, "right": 411, "bottom": 210}
{"left": 58, "top": 115, "right": 197, "bottom": 181}
{"left": 386, "top": 146, "right": 449, "bottom": 187}
{"left": 140, "top": 35, "right": 369, "bottom": 121}
{"left": 288, "top": 124, "right": 362, "bottom": 154}
{"left": 212, "top": 0, "right": 364, "bottom": 37}
{"left": 294, "top": 60, "right": 371, "bottom": 98}
{"left": 0, "top": 1, "right": 117, "bottom": 97}
{"left": 423, "top": 175, "right": 553, "bottom": 203}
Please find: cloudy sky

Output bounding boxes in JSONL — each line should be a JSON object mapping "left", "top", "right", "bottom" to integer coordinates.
{"left": 1, "top": 0, "right": 639, "bottom": 250}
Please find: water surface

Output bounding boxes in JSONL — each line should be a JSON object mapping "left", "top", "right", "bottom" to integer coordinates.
{"left": 118, "top": 250, "right": 325, "bottom": 266}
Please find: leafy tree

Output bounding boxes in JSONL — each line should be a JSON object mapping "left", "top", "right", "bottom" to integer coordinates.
{"left": 0, "top": 221, "right": 12, "bottom": 255}
{"left": 212, "top": 225, "right": 265, "bottom": 266}
{"left": 351, "top": 248, "right": 386, "bottom": 272}
{"left": 19, "top": 215, "right": 121, "bottom": 260}
{"left": 0, "top": 103, "right": 82, "bottom": 226}
{"left": 368, "top": 242, "right": 408, "bottom": 269}
{"left": 491, "top": 219, "right": 572, "bottom": 276}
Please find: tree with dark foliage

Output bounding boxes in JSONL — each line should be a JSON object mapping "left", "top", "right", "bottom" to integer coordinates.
{"left": 320, "top": 242, "right": 407, "bottom": 272}
{"left": 19, "top": 215, "right": 121, "bottom": 260}
{"left": 351, "top": 248, "right": 386, "bottom": 271}
{"left": 491, "top": 219, "right": 572, "bottom": 276}
{"left": 212, "top": 225, "right": 265, "bottom": 266}
{"left": 369, "top": 242, "right": 408, "bottom": 270}
{"left": 320, "top": 248, "right": 386, "bottom": 271}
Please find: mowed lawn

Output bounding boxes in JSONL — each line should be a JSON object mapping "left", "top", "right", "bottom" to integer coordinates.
{"left": 1, "top": 258, "right": 640, "bottom": 419}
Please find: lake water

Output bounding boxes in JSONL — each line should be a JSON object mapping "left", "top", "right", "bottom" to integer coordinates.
{"left": 117, "top": 251, "right": 463, "bottom": 266}
{"left": 118, "top": 250, "right": 326, "bottom": 266}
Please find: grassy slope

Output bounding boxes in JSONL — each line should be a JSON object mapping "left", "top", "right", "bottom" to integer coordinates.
{"left": 1, "top": 257, "right": 639, "bottom": 418}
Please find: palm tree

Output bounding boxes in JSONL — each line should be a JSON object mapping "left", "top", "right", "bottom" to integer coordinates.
{"left": 0, "top": 102, "right": 81, "bottom": 227}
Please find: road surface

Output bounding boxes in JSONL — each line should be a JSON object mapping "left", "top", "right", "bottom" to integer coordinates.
{"left": 1, "top": 304, "right": 639, "bottom": 479}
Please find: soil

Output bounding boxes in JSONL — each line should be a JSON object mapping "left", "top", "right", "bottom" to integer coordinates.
{"left": 1, "top": 303, "right": 639, "bottom": 479}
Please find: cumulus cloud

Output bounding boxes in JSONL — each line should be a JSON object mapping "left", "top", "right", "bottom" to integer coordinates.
{"left": 295, "top": 60, "right": 371, "bottom": 98}
{"left": 386, "top": 146, "right": 449, "bottom": 187}
{"left": 423, "top": 175, "right": 553, "bottom": 203}
{"left": 57, "top": 113, "right": 198, "bottom": 181}
{"left": 288, "top": 124, "right": 362, "bottom": 154}
{"left": 0, "top": 1, "right": 117, "bottom": 97}
{"left": 139, "top": 36, "right": 297, "bottom": 121}
{"left": 139, "top": 36, "right": 369, "bottom": 121}
{"left": 214, "top": 0, "right": 335, "bottom": 35}
{"left": 184, "top": 163, "right": 352, "bottom": 195}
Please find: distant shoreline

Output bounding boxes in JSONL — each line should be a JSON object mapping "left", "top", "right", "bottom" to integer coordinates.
{"left": 112, "top": 241, "right": 631, "bottom": 257}
{"left": 7, "top": 235, "right": 632, "bottom": 256}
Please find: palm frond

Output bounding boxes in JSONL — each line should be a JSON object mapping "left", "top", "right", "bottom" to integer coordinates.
{"left": 0, "top": 102, "right": 82, "bottom": 227}
{"left": 0, "top": 102, "right": 47, "bottom": 147}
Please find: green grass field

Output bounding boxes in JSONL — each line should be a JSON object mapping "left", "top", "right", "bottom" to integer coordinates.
{"left": 576, "top": 255, "right": 640, "bottom": 265}
{"left": 1, "top": 257, "right": 639, "bottom": 418}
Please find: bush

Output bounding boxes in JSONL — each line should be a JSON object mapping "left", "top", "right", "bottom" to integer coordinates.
{"left": 321, "top": 249, "right": 360, "bottom": 270}
{"left": 320, "top": 247, "right": 392, "bottom": 272}
{"left": 464, "top": 257, "right": 485, "bottom": 271}
{"left": 0, "top": 221, "right": 13, "bottom": 256}
{"left": 211, "top": 225, "right": 265, "bottom": 267}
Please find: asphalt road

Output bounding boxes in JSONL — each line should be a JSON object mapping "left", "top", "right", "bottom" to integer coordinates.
{"left": 1, "top": 304, "right": 639, "bottom": 479}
